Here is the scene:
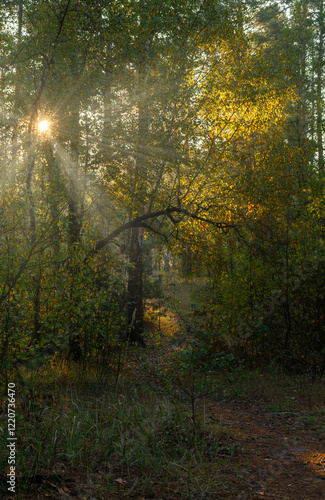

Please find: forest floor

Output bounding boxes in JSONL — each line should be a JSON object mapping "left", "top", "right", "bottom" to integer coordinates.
{"left": 1, "top": 309, "right": 325, "bottom": 499}
{"left": 143, "top": 310, "right": 325, "bottom": 499}
{"left": 209, "top": 397, "right": 325, "bottom": 499}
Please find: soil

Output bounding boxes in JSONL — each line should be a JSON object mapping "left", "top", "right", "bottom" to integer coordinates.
{"left": 211, "top": 398, "right": 325, "bottom": 499}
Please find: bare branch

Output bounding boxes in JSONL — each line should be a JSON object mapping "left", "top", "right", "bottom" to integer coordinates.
{"left": 86, "top": 206, "right": 237, "bottom": 262}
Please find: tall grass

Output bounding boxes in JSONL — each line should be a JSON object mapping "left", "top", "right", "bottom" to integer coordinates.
{"left": 0, "top": 360, "right": 238, "bottom": 499}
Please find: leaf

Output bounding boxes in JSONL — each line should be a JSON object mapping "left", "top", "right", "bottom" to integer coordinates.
{"left": 115, "top": 478, "right": 127, "bottom": 485}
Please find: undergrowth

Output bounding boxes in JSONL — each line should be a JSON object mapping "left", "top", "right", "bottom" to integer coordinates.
{"left": 236, "top": 370, "right": 325, "bottom": 431}
{"left": 0, "top": 360, "right": 240, "bottom": 499}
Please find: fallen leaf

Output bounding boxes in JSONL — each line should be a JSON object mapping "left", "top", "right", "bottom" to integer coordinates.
{"left": 115, "top": 478, "right": 127, "bottom": 485}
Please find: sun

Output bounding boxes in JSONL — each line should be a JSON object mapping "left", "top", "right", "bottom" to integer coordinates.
{"left": 37, "top": 119, "right": 50, "bottom": 133}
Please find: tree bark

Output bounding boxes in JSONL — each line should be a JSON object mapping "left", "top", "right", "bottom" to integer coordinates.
{"left": 125, "top": 54, "right": 149, "bottom": 344}
{"left": 12, "top": 0, "right": 23, "bottom": 180}
{"left": 67, "top": 95, "right": 83, "bottom": 359}
{"left": 316, "top": 0, "right": 324, "bottom": 175}
{"left": 43, "top": 140, "right": 61, "bottom": 256}
{"left": 126, "top": 226, "right": 146, "bottom": 345}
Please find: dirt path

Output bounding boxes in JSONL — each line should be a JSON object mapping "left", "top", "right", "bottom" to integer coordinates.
{"left": 209, "top": 398, "right": 325, "bottom": 499}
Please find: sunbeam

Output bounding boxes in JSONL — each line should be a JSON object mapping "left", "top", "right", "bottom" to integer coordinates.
{"left": 50, "top": 138, "right": 116, "bottom": 236}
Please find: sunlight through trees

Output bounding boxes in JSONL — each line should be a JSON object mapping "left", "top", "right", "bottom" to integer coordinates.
{"left": 0, "top": 0, "right": 324, "bottom": 377}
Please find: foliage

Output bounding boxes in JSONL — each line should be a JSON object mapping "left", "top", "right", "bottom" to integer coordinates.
{"left": 1, "top": 2, "right": 325, "bottom": 498}
{"left": 0, "top": 0, "right": 323, "bottom": 393}
{"left": 0, "top": 369, "right": 238, "bottom": 498}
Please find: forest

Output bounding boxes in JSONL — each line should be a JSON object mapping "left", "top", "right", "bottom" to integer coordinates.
{"left": 0, "top": 0, "right": 324, "bottom": 499}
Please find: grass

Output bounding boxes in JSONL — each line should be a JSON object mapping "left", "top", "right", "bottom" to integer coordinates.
{"left": 160, "top": 275, "right": 325, "bottom": 431}
{"left": 2, "top": 276, "right": 325, "bottom": 498}
{"left": 235, "top": 369, "right": 325, "bottom": 430}
{"left": 1, "top": 359, "right": 240, "bottom": 499}
{"left": 1, "top": 347, "right": 324, "bottom": 499}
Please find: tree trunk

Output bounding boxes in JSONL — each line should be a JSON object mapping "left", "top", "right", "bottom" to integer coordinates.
{"left": 126, "top": 226, "right": 146, "bottom": 345}
{"left": 67, "top": 95, "right": 83, "bottom": 359}
{"left": 316, "top": 0, "right": 324, "bottom": 175}
{"left": 68, "top": 102, "right": 82, "bottom": 246}
{"left": 12, "top": 0, "right": 23, "bottom": 180}
{"left": 125, "top": 54, "right": 149, "bottom": 345}
{"left": 43, "top": 140, "right": 61, "bottom": 256}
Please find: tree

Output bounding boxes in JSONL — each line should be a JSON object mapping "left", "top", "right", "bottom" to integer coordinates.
{"left": 97, "top": 0, "right": 235, "bottom": 343}
{"left": 164, "top": 1, "right": 321, "bottom": 372}
{"left": 1, "top": 0, "right": 323, "bottom": 375}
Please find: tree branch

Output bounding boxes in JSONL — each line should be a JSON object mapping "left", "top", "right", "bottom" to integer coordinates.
{"left": 86, "top": 206, "right": 237, "bottom": 261}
